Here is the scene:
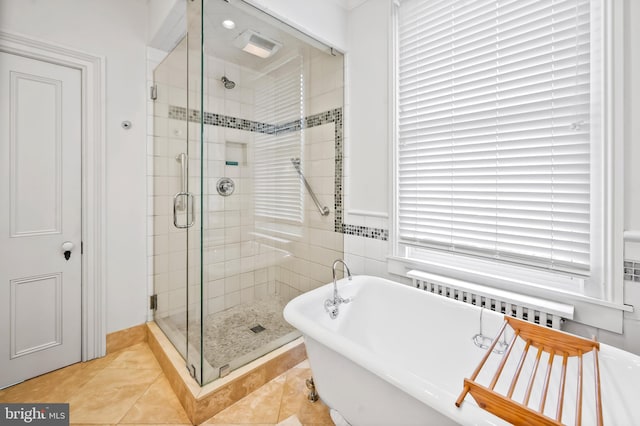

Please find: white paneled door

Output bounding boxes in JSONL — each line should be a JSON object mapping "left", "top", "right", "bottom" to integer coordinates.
{"left": 0, "top": 52, "right": 82, "bottom": 388}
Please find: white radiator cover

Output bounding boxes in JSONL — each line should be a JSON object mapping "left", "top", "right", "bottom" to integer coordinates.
{"left": 407, "top": 270, "right": 574, "bottom": 329}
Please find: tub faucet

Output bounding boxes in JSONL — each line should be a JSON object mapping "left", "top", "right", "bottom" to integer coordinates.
{"left": 325, "top": 259, "right": 352, "bottom": 319}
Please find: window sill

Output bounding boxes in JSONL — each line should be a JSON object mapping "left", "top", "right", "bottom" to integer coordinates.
{"left": 387, "top": 255, "right": 631, "bottom": 333}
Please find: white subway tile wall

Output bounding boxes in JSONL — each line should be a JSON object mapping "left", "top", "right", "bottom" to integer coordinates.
{"left": 147, "top": 45, "right": 346, "bottom": 324}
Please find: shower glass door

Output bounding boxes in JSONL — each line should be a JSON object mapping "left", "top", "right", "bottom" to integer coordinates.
{"left": 152, "top": 0, "right": 208, "bottom": 385}
{"left": 151, "top": 35, "right": 193, "bottom": 365}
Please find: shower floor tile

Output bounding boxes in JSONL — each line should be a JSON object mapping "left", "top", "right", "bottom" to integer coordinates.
{"left": 0, "top": 342, "right": 333, "bottom": 426}
{"left": 171, "top": 295, "right": 299, "bottom": 373}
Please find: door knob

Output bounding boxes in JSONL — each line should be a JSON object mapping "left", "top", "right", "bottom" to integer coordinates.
{"left": 61, "top": 241, "right": 74, "bottom": 261}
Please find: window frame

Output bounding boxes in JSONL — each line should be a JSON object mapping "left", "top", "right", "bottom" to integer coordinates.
{"left": 388, "top": 0, "right": 626, "bottom": 331}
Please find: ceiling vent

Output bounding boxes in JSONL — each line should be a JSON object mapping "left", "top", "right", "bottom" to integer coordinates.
{"left": 234, "top": 30, "right": 282, "bottom": 59}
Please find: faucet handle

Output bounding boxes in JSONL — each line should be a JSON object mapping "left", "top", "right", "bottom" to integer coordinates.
{"left": 324, "top": 299, "right": 339, "bottom": 319}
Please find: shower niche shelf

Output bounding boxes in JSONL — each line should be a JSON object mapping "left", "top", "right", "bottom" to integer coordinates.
{"left": 456, "top": 316, "right": 603, "bottom": 426}
{"left": 225, "top": 141, "right": 247, "bottom": 167}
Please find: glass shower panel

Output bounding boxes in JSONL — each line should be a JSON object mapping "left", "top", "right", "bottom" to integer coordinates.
{"left": 186, "top": 0, "right": 205, "bottom": 384}
{"left": 152, "top": 36, "right": 191, "bottom": 363}
{"left": 198, "top": 0, "right": 345, "bottom": 386}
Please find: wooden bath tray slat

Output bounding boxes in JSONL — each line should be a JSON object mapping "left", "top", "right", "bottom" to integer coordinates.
{"left": 455, "top": 315, "right": 603, "bottom": 426}
{"left": 463, "top": 379, "right": 563, "bottom": 426}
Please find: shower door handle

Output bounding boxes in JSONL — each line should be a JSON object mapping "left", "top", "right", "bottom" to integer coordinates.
{"left": 173, "top": 192, "right": 195, "bottom": 229}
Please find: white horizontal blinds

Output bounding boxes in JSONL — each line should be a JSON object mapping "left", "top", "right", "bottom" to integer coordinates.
{"left": 397, "top": 0, "right": 591, "bottom": 273}
{"left": 254, "top": 56, "right": 304, "bottom": 223}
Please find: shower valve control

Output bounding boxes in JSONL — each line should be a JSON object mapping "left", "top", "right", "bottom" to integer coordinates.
{"left": 61, "top": 241, "right": 74, "bottom": 261}
{"left": 217, "top": 177, "right": 235, "bottom": 196}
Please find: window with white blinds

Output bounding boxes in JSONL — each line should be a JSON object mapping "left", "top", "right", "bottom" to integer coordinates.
{"left": 254, "top": 56, "right": 304, "bottom": 223}
{"left": 396, "top": 0, "right": 595, "bottom": 274}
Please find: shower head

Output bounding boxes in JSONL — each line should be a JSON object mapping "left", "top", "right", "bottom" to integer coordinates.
{"left": 221, "top": 76, "right": 236, "bottom": 89}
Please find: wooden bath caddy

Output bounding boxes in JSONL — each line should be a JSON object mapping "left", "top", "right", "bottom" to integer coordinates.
{"left": 455, "top": 316, "right": 603, "bottom": 426}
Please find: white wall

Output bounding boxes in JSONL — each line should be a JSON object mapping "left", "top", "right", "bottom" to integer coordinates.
{"left": 345, "top": 0, "right": 391, "bottom": 217}
{"left": 342, "top": 0, "right": 394, "bottom": 280}
{"left": 0, "top": 0, "right": 150, "bottom": 334}
{"left": 343, "top": 0, "right": 640, "bottom": 355}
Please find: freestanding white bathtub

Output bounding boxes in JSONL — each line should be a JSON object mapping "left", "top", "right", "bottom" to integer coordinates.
{"left": 283, "top": 275, "right": 640, "bottom": 425}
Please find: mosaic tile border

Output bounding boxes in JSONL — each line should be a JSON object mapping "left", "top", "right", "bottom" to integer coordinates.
{"left": 168, "top": 105, "right": 386, "bottom": 241}
{"left": 342, "top": 224, "right": 389, "bottom": 241}
{"left": 624, "top": 260, "right": 640, "bottom": 282}
{"left": 169, "top": 105, "right": 276, "bottom": 134}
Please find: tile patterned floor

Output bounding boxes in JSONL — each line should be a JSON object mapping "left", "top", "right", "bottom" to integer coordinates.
{"left": 0, "top": 343, "right": 334, "bottom": 426}
{"left": 169, "top": 295, "right": 298, "bottom": 371}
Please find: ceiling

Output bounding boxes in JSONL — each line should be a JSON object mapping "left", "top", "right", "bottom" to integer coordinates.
{"left": 202, "top": 0, "right": 336, "bottom": 72}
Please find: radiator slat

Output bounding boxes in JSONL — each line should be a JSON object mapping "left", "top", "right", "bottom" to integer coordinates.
{"left": 408, "top": 270, "right": 574, "bottom": 330}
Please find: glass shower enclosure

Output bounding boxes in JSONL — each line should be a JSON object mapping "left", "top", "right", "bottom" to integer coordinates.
{"left": 151, "top": 0, "right": 345, "bottom": 385}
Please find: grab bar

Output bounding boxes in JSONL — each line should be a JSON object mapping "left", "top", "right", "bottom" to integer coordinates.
{"left": 173, "top": 152, "right": 195, "bottom": 228}
{"left": 175, "top": 153, "right": 188, "bottom": 211}
{"left": 176, "top": 153, "right": 188, "bottom": 191}
{"left": 291, "top": 158, "right": 330, "bottom": 216}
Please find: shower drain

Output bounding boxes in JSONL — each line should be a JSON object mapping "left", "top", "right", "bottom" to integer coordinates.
{"left": 250, "top": 324, "right": 266, "bottom": 333}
